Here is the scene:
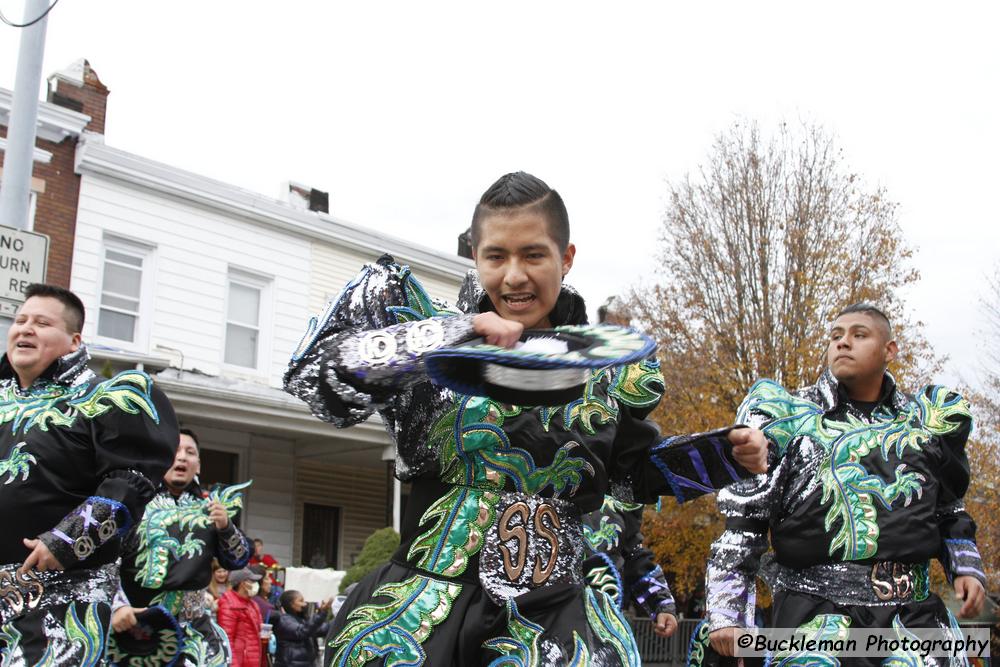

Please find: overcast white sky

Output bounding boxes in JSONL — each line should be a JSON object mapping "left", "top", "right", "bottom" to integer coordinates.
{"left": 2, "top": 1, "right": 997, "bottom": 387}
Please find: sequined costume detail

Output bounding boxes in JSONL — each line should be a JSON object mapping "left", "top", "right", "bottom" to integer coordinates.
{"left": 738, "top": 379, "right": 970, "bottom": 560}
{"left": 704, "top": 368, "right": 984, "bottom": 667}
{"left": 771, "top": 614, "right": 850, "bottom": 667}
{"left": 0, "top": 345, "right": 178, "bottom": 665}
{"left": 0, "top": 562, "right": 118, "bottom": 667}
{"left": 133, "top": 481, "right": 251, "bottom": 589}
{"left": 284, "top": 256, "right": 752, "bottom": 666}
{"left": 115, "top": 481, "right": 249, "bottom": 666}
{"left": 407, "top": 486, "right": 500, "bottom": 577}
{"left": 0, "top": 443, "right": 35, "bottom": 484}
{"left": 42, "top": 495, "right": 133, "bottom": 565}
{"left": 0, "top": 369, "right": 159, "bottom": 435}
{"left": 583, "top": 587, "right": 641, "bottom": 667}
{"left": 432, "top": 395, "right": 596, "bottom": 496}
{"left": 484, "top": 596, "right": 590, "bottom": 666}
{"left": 328, "top": 575, "right": 462, "bottom": 667}
{"left": 581, "top": 496, "right": 675, "bottom": 619}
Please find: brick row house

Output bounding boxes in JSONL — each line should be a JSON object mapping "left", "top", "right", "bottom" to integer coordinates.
{"left": 0, "top": 60, "right": 470, "bottom": 569}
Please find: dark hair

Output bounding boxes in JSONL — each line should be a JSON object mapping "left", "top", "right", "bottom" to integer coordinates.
{"left": 179, "top": 428, "right": 200, "bottom": 448}
{"left": 279, "top": 589, "right": 302, "bottom": 614}
{"left": 470, "top": 172, "right": 570, "bottom": 252}
{"left": 836, "top": 302, "right": 893, "bottom": 339}
{"left": 23, "top": 283, "right": 85, "bottom": 333}
{"left": 254, "top": 538, "right": 263, "bottom": 545}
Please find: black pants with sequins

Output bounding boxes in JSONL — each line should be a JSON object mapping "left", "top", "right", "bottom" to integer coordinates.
{"left": 0, "top": 600, "right": 112, "bottom": 666}
{"left": 768, "top": 589, "right": 969, "bottom": 667}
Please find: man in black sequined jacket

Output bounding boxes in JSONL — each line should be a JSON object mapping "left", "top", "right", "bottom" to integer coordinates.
{"left": 704, "top": 303, "right": 987, "bottom": 666}
{"left": 0, "top": 284, "right": 177, "bottom": 666}
{"left": 109, "top": 428, "right": 252, "bottom": 667}
{"left": 284, "top": 172, "right": 769, "bottom": 666}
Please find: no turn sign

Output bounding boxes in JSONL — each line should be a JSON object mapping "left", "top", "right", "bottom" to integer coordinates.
{"left": 0, "top": 224, "right": 49, "bottom": 316}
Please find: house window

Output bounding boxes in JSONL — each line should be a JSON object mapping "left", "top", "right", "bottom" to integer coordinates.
{"left": 97, "top": 240, "right": 150, "bottom": 343}
{"left": 224, "top": 270, "right": 270, "bottom": 370}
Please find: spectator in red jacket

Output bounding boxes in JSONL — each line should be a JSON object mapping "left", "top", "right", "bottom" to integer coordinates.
{"left": 218, "top": 567, "right": 264, "bottom": 667}
{"left": 249, "top": 537, "right": 280, "bottom": 570}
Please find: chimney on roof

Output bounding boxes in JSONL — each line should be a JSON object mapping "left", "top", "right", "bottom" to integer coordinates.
{"left": 287, "top": 182, "right": 329, "bottom": 214}
{"left": 46, "top": 59, "right": 109, "bottom": 134}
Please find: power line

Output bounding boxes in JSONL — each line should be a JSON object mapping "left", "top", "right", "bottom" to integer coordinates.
{"left": 0, "top": 0, "right": 60, "bottom": 28}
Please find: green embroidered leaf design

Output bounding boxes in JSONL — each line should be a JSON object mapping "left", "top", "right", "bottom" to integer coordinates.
{"left": 408, "top": 486, "right": 499, "bottom": 577}
{"left": 38, "top": 602, "right": 104, "bottom": 667}
{"left": 741, "top": 379, "right": 957, "bottom": 561}
{"left": 773, "top": 614, "right": 851, "bottom": 667}
{"left": 584, "top": 587, "right": 640, "bottom": 667}
{"left": 0, "top": 442, "right": 36, "bottom": 485}
{"left": 0, "top": 384, "right": 76, "bottom": 433}
{"left": 184, "top": 623, "right": 208, "bottom": 666}
{"left": 915, "top": 385, "right": 971, "bottom": 437}
{"left": 484, "top": 597, "right": 594, "bottom": 666}
{"left": 183, "top": 621, "right": 229, "bottom": 667}
{"left": 135, "top": 481, "right": 252, "bottom": 589}
{"left": 483, "top": 597, "right": 545, "bottom": 666}
{"left": 0, "top": 370, "right": 160, "bottom": 435}
{"left": 328, "top": 575, "right": 461, "bottom": 667}
{"left": 583, "top": 515, "right": 622, "bottom": 551}
{"left": 541, "top": 369, "right": 618, "bottom": 436}
{"left": 880, "top": 616, "right": 926, "bottom": 667}
{"left": 686, "top": 620, "right": 711, "bottom": 667}
{"left": 609, "top": 359, "right": 664, "bottom": 409}
{"left": 386, "top": 265, "right": 460, "bottom": 323}
{"left": 69, "top": 370, "right": 159, "bottom": 422}
{"left": 0, "top": 622, "right": 23, "bottom": 666}
{"left": 737, "top": 380, "right": 826, "bottom": 454}
{"left": 435, "top": 396, "right": 594, "bottom": 497}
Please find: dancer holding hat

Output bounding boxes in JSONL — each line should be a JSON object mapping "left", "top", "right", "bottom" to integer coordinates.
{"left": 285, "top": 172, "right": 769, "bottom": 666}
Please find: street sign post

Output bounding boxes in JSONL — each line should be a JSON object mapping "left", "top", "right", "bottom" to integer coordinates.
{"left": 0, "top": 223, "right": 49, "bottom": 316}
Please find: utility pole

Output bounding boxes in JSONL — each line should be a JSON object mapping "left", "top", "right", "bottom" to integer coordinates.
{"left": 0, "top": 0, "right": 50, "bottom": 230}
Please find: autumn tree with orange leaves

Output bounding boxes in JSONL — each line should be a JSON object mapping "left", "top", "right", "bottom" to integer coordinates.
{"left": 960, "top": 268, "right": 1000, "bottom": 598}
{"left": 630, "top": 121, "right": 940, "bottom": 612}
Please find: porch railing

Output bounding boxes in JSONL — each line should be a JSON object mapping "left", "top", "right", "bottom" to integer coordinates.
{"left": 628, "top": 616, "right": 702, "bottom": 666}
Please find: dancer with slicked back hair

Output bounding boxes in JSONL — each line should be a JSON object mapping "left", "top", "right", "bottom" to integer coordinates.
{"left": 285, "top": 172, "right": 769, "bottom": 666}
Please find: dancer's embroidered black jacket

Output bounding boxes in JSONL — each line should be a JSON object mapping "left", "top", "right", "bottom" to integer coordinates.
{"left": 704, "top": 370, "right": 983, "bottom": 632}
{"left": 0, "top": 346, "right": 177, "bottom": 569}
{"left": 118, "top": 480, "right": 252, "bottom": 608}
{"left": 284, "top": 256, "right": 749, "bottom": 666}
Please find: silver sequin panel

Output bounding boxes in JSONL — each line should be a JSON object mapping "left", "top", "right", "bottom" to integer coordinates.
{"left": 0, "top": 561, "right": 118, "bottom": 625}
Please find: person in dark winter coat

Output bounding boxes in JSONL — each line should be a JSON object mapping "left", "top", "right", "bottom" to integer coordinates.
{"left": 273, "top": 590, "right": 332, "bottom": 667}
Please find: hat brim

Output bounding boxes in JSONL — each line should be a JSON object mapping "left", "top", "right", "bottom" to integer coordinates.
{"left": 425, "top": 325, "right": 656, "bottom": 406}
{"left": 106, "top": 605, "right": 184, "bottom": 667}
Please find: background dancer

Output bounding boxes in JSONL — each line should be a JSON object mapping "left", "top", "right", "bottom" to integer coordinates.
{"left": 704, "top": 303, "right": 987, "bottom": 666}
{"left": 110, "top": 428, "right": 252, "bottom": 666}
{"left": 0, "top": 284, "right": 177, "bottom": 665}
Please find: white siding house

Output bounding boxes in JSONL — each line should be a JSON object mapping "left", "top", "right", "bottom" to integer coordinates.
{"left": 70, "top": 134, "right": 470, "bottom": 567}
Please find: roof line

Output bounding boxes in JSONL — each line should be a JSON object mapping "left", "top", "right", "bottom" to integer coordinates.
{"left": 74, "top": 135, "right": 473, "bottom": 280}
